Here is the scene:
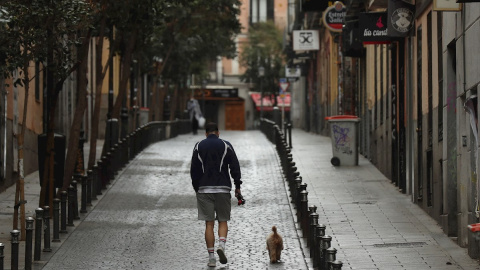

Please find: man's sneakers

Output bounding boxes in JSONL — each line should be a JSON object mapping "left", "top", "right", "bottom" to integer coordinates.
{"left": 216, "top": 247, "right": 228, "bottom": 264}
{"left": 207, "top": 258, "right": 216, "bottom": 267}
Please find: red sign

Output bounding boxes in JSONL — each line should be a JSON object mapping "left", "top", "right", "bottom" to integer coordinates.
{"left": 322, "top": 1, "right": 346, "bottom": 33}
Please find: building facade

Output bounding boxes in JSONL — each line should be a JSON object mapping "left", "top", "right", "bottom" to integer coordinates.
{"left": 288, "top": 0, "right": 480, "bottom": 258}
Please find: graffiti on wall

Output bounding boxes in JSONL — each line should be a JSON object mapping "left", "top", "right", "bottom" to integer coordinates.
{"left": 332, "top": 124, "right": 353, "bottom": 155}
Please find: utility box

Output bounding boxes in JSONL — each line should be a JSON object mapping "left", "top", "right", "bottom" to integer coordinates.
{"left": 325, "top": 115, "right": 360, "bottom": 166}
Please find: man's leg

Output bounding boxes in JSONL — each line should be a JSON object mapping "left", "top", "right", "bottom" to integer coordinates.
{"left": 217, "top": 221, "right": 228, "bottom": 264}
{"left": 205, "top": 221, "right": 215, "bottom": 248}
{"left": 218, "top": 221, "right": 228, "bottom": 248}
{"left": 205, "top": 221, "right": 216, "bottom": 266}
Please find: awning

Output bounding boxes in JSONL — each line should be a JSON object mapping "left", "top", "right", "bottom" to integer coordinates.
{"left": 249, "top": 92, "right": 290, "bottom": 112}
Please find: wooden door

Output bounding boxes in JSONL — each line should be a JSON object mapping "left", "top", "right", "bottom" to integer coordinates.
{"left": 225, "top": 101, "right": 245, "bottom": 130}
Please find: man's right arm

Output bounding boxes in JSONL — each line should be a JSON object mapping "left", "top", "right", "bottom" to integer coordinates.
{"left": 190, "top": 143, "right": 203, "bottom": 192}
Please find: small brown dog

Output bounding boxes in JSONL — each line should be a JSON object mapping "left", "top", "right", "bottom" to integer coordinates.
{"left": 266, "top": 226, "right": 284, "bottom": 263}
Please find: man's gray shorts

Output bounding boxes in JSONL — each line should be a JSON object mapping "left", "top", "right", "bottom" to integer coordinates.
{"left": 196, "top": 193, "right": 231, "bottom": 221}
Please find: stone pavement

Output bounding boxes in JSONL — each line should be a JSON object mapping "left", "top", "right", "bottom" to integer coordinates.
{"left": 289, "top": 128, "right": 480, "bottom": 270}
{"left": 39, "top": 131, "right": 308, "bottom": 269}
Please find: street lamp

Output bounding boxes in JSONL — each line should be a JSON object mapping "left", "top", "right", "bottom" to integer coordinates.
{"left": 259, "top": 66, "right": 265, "bottom": 119}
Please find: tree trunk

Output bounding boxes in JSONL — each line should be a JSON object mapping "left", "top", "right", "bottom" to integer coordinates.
{"left": 111, "top": 32, "right": 137, "bottom": 119}
{"left": 60, "top": 47, "right": 89, "bottom": 193}
{"left": 13, "top": 57, "right": 30, "bottom": 240}
{"left": 88, "top": 18, "right": 109, "bottom": 170}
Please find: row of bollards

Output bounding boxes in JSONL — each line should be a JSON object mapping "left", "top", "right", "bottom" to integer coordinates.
{"left": 0, "top": 120, "right": 193, "bottom": 270}
{"left": 260, "top": 119, "right": 344, "bottom": 269}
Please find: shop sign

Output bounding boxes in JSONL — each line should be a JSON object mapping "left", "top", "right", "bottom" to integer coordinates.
{"left": 387, "top": 0, "right": 415, "bottom": 37}
{"left": 293, "top": 30, "right": 320, "bottom": 51}
{"left": 322, "top": 1, "right": 346, "bottom": 32}
{"left": 342, "top": 20, "right": 365, "bottom": 57}
{"left": 358, "top": 12, "right": 390, "bottom": 44}
{"left": 286, "top": 66, "right": 301, "bottom": 78}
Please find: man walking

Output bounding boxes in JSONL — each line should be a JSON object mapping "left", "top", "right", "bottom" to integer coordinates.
{"left": 190, "top": 122, "right": 242, "bottom": 267}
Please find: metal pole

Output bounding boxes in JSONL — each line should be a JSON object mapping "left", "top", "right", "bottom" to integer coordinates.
{"left": 43, "top": 206, "right": 52, "bottom": 252}
{"left": 10, "top": 230, "right": 19, "bottom": 270}
{"left": 34, "top": 208, "right": 43, "bottom": 261}
{"left": 67, "top": 186, "right": 75, "bottom": 227}
{"left": 0, "top": 243, "right": 4, "bottom": 270}
{"left": 60, "top": 191, "right": 68, "bottom": 233}
{"left": 25, "top": 217, "right": 34, "bottom": 270}
{"left": 71, "top": 180, "right": 80, "bottom": 220}
{"left": 52, "top": 198, "right": 60, "bottom": 242}
{"left": 81, "top": 175, "right": 87, "bottom": 213}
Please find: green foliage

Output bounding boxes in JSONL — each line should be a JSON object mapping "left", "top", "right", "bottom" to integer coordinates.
{"left": 139, "top": 0, "right": 242, "bottom": 84}
{"left": 239, "top": 21, "right": 285, "bottom": 97}
{"left": 0, "top": 0, "right": 93, "bottom": 85}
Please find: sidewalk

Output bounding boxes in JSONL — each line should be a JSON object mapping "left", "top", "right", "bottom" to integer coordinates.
{"left": 0, "top": 139, "right": 104, "bottom": 269}
{"left": 289, "top": 128, "right": 480, "bottom": 269}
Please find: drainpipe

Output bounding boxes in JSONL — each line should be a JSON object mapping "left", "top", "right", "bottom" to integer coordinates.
{"left": 1, "top": 83, "right": 6, "bottom": 180}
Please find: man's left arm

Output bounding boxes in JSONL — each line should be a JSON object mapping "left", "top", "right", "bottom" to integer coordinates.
{"left": 227, "top": 143, "right": 242, "bottom": 190}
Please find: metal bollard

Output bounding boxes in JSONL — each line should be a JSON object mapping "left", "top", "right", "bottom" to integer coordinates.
{"left": 293, "top": 176, "right": 302, "bottom": 205}
{"left": 52, "top": 199, "right": 61, "bottom": 242}
{"left": 81, "top": 176, "right": 87, "bottom": 213}
{"left": 67, "top": 186, "right": 75, "bottom": 226}
{"left": 71, "top": 180, "right": 80, "bottom": 220}
{"left": 321, "top": 235, "right": 332, "bottom": 270}
{"left": 308, "top": 205, "right": 317, "bottom": 247}
{"left": 11, "top": 230, "right": 20, "bottom": 270}
{"left": 309, "top": 211, "right": 319, "bottom": 256}
{"left": 87, "top": 170, "right": 94, "bottom": 204}
{"left": 0, "top": 243, "right": 4, "bottom": 270}
{"left": 43, "top": 206, "right": 52, "bottom": 252}
{"left": 300, "top": 190, "right": 309, "bottom": 235}
{"left": 316, "top": 223, "right": 326, "bottom": 267}
{"left": 60, "top": 191, "right": 68, "bottom": 233}
{"left": 25, "top": 217, "right": 34, "bottom": 270}
{"left": 93, "top": 164, "right": 102, "bottom": 195}
{"left": 331, "top": 260, "right": 343, "bottom": 269}
{"left": 34, "top": 208, "right": 43, "bottom": 261}
{"left": 326, "top": 247, "right": 337, "bottom": 269}
{"left": 100, "top": 157, "right": 108, "bottom": 189}
{"left": 106, "top": 152, "right": 113, "bottom": 182}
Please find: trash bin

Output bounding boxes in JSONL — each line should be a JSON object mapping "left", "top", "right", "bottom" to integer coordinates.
{"left": 325, "top": 115, "right": 360, "bottom": 166}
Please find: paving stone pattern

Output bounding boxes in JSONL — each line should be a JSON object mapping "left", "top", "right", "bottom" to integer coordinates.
{"left": 290, "top": 129, "right": 480, "bottom": 270}
{"left": 42, "top": 131, "right": 309, "bottom": 270}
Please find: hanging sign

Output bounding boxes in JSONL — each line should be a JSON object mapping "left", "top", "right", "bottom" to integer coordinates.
{"left": 387, "top": 0, "right": 415, "bottom": 37}
{"left": 342, "top": 20, "right": 365, "bottom": 57}
{"left": 359, "top": 12, "right": 391, "bottom": 44}
{"left": 293, "top": 30, "right": 320, "bottom": 51}
{"left": 322, "top": 1, "right": 346, "bottom": 32}
{"left": 286, "top": 66, "right": 301, "bottom": 78}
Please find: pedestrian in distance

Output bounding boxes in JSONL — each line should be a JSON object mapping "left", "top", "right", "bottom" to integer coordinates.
{"left": 187, "top": 96, "right": 204, "bottom": 135}
{"left": 190, "top": 122, "right": 242, "bottom": 267}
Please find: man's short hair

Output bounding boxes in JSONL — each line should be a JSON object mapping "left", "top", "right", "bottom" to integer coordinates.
{"left": 205, "top": 122, "right": 219, "bottom": 133}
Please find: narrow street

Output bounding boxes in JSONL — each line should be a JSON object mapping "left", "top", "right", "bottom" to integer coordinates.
{"left": 41, "top": 131, "right": 308, "bottom": 269}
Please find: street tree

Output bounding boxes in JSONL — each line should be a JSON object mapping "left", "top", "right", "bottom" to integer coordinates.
{"left": 143, "top": 0, "right": 241, "bottom": 120}
{"left": 0, "top": 0, "right": 93, "bottom": 238}
{"left": 240, "top": 21, "right": 285, "bottom": 107}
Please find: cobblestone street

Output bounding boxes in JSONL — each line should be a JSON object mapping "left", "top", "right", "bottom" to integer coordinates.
{"left": 41, "top": 131, "right": 308, "bottom": 269}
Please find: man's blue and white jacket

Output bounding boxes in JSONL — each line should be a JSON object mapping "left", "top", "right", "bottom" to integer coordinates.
{"left": 190, "top": 134, "right": 242, "bottom": 193}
